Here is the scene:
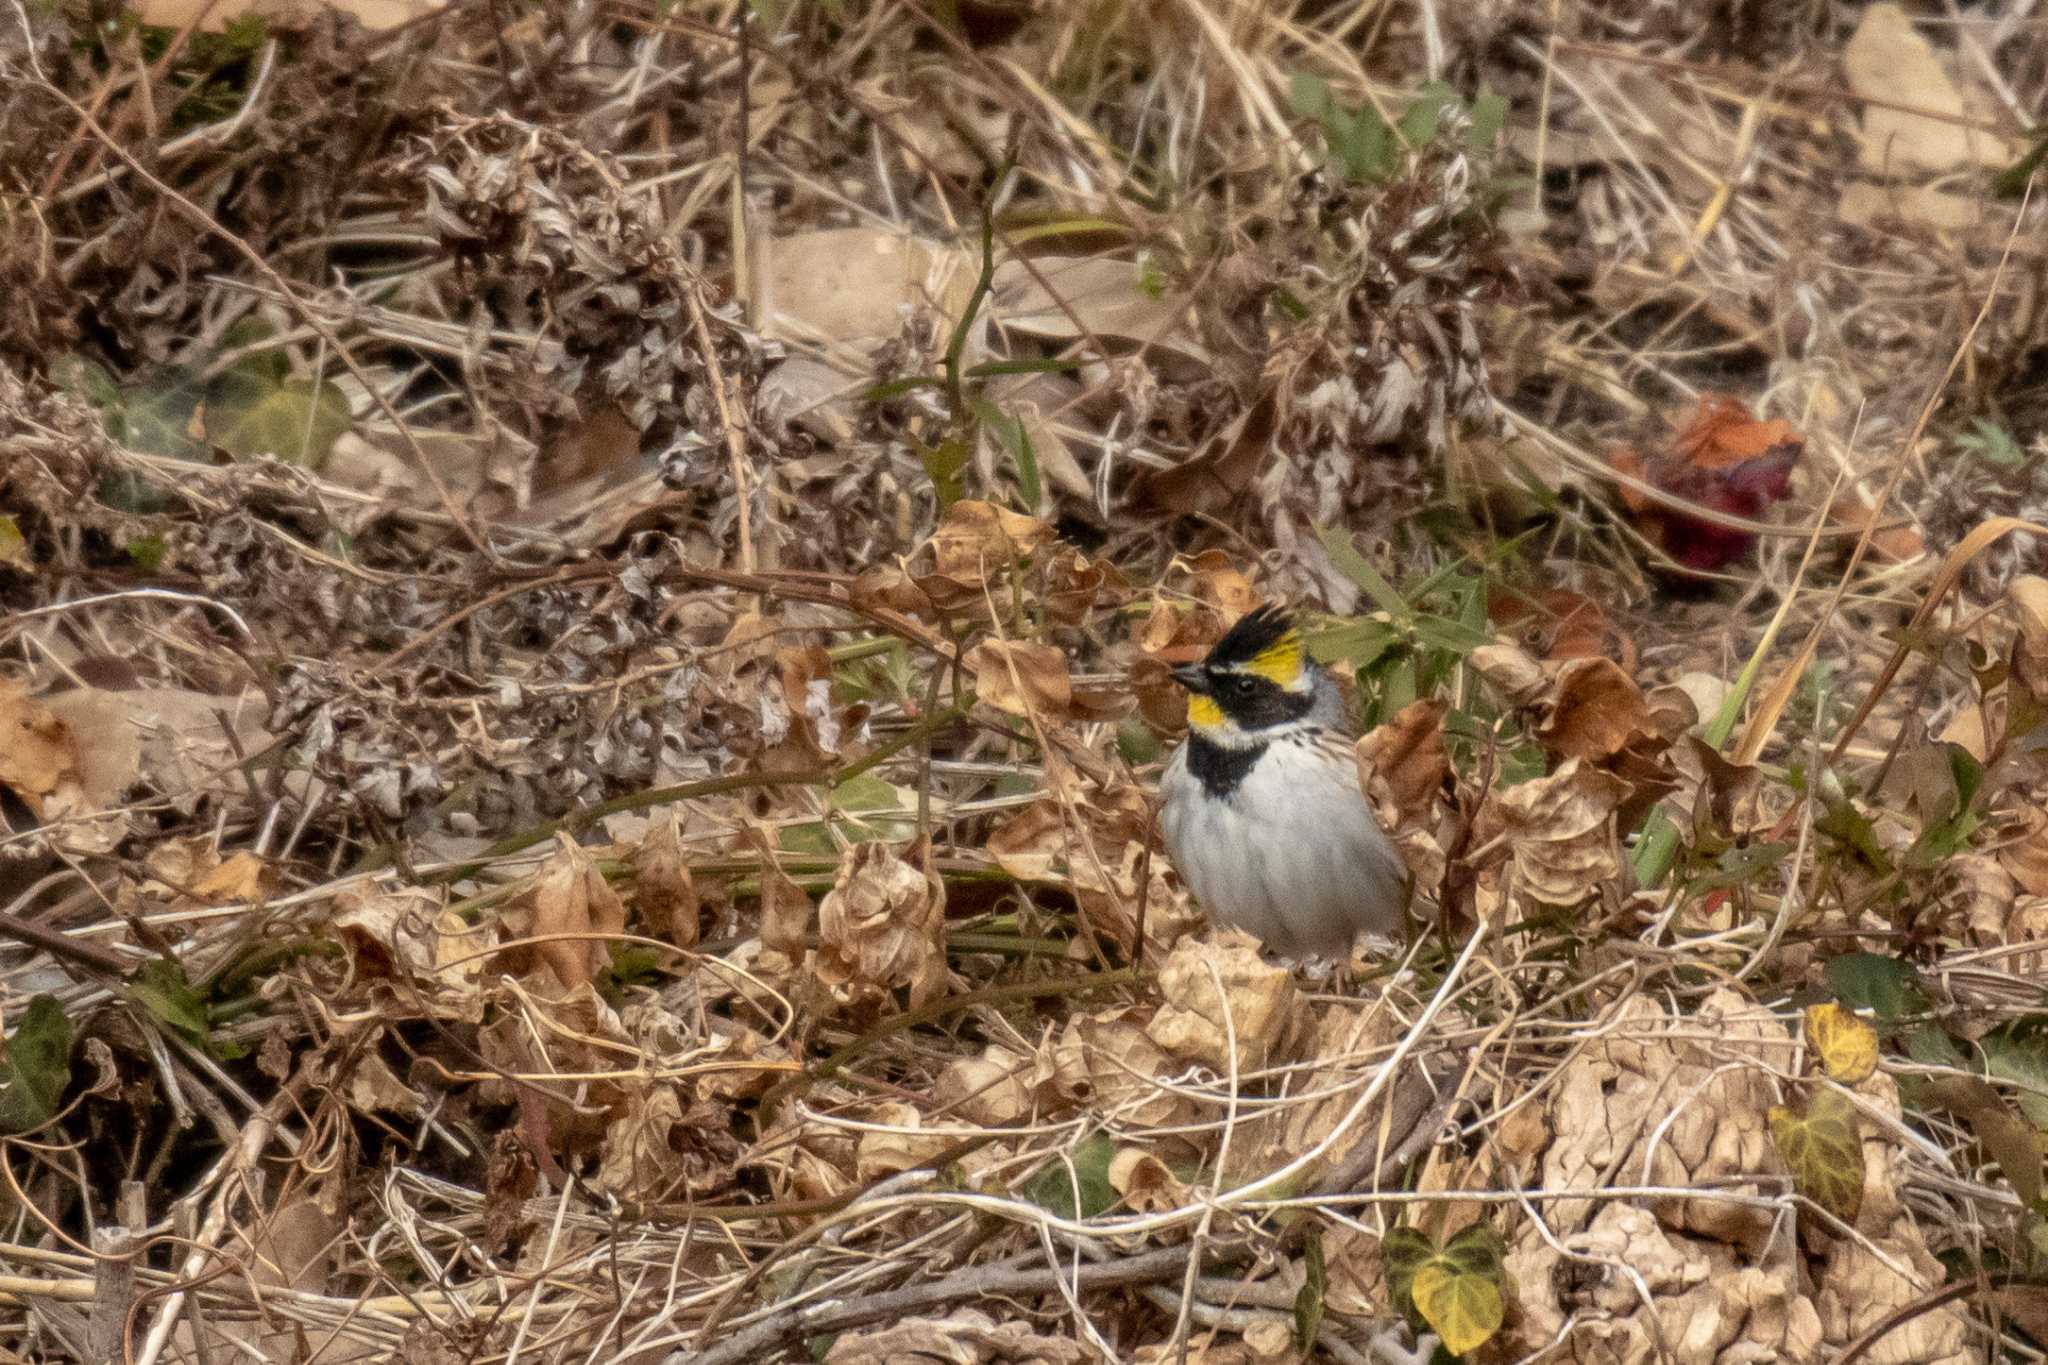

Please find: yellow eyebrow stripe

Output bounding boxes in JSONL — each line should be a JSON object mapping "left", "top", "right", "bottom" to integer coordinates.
{"left": 1243, "top": 635, "right": 1303, "bottom": 686}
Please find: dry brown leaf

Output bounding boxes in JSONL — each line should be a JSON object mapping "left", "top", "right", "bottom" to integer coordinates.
{"left": 990, "top": 254, "right": 1208, "bottom": 374}
{"left": 756, "top": 227, "right": 976, "bottom": 353}
{"left": 527, "top": 834, "right": 628, "bottom": 994}
{"left": 814, "top": 840, "right": 950, "bottom": 1011}
{"left": 1490, "top": 758, "right": 1626, "bottom": 907}
{"left": 1108, "top": 1147, "right": 1188, "bottom": 1214}
{"left": 1147, "top": 935, "right": 1299, "bottom": 1072}
{"left": 1823, "top": 484, "right": 1928, "bottom": 563}
{"left": 1843, "top": 4, "right": 2017, "bottom": 173}
{"left": 1487, "top": 587, "right": 1635, "bottom": 667}
{"left": 1998, "top": 810, "right": 2048, "bottom": 898}
{"left": 1183, "top": 549, "right": 1259, "bottom": 620}
{"left": 191, "top": 851, "right": 275, "bottom": 904}
{"left": 1356, "top": 700, "right": 1447, "bottom": 824}
{"left": 1469, "top": 642, "right": 1549, "bottom": 708}
{"left": 343, "top": 1052, "right": 422, "bottom": 1117}
{"left": 631, "top": 813, "right": 699, "bottom": 949}
{"left": 2009, "top": 576, "right": 2048, "bottom": 703}
{"left": 746, "top": 827, "right": 813, "bottom": 968}
{"left": 1053, "top": 1007, "right": 1192, "bottom": 1131}
{"left": 1040, "top": 545, "right": 1130, "bottom": 626}
{"left": 329, "top": 885, "right": 486, "bottom": 1019}
{"left": 853, "top": 1101, "right": 953, "bottom": 1181}
{"left": 934, "top": 1044, "right": 1042, "bottom": 1126}
{"left": 0, "top": 679, "right": 86, "bottom": 822}
{"left": 1534, "top": 657, "right": 1661, "bottom": 765}
{"left": 963, "top": 639, "right": 1074, "bottom": 719}
{"left": 38, "top": 682, "right": 287, "bottom": 818}
{"left": 931, "top": 499, "right": 1056, "bottom": 578}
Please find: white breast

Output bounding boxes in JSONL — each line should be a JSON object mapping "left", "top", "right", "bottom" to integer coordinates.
{"left": 1159, "top": 731, "right": 1405, "bottom": 958}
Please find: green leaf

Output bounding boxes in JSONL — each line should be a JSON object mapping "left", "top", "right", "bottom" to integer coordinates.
{"left": 861, "top": 375, "right": 944, "bottom": 401}
{"left": 125, "top": 534, "right": 168, "bottom": 572}
{"left": 0, "top": 997, "right": 75, "bottom": 1133}
{"left": 1398, "top": 81, "right": 1458, "bottom": 148}
{"left": 1293, "top": 1229, "right": 1327, "bottom": 1350}
{"left": 1980, "top": 1019, "right": 2048, "bottom": 1129}
{"left": 1115, "top": 719, "right": 1162, "bottom": 766}
{"left": 921, "top": 435, "right": 972, "bottom": 508}
{"left": 1021, "top": 1133, "right": 1117, "bottom": 1219}
{"left": 780, "top": 774, "right": 917, "bottom": 856}
{"left": 1338, "top": 105, "right": 1396, "bottom": 182}
{"left": 1467, "top": 92, "right": 1509, "bottom": 149}
{"left": 1816, "top": 793, "right": 1890, "bottom": 872}
{"left": 1380, "top": 1225, "right": 1434, "bottom": 1309}
{"left": 1315, "top": 525, "right": 1409, "bottom": 617}
{"left": 1288, "top": 71, "right": 1333, "bottom": 120}
{"left": 1825, "top": 953, "right": 1928, "bottom": 1023}
{"left": 207, "top": 373, "right": 352, "bottom": 468}
{"left": 1994, "top": 132, "right": 2048, "bottom": 199}
{"left": 129, "top": 958, "right": 210, "bottom": 1042}
{"left": 971, "top": 398, "right": 1040, "bottom": 511}
{"left": 0, "top": 515, "right": 28, "bottom": 571}
{"left": 1903, "top": 1023, "right": 1967, "bottom": 1068}
{"left": 1769, "top": 1085, "right": 1864, "bottom": 1222}
{"left": 1957, "top": 417, "right": 2026, "bottom": 468}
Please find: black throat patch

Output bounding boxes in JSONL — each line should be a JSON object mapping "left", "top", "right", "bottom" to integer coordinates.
{"left": 1184, "top": 732, "right": 1265, "bottom": 799}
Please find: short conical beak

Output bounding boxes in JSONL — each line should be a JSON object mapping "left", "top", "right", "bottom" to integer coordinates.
{"left": 1170, "top": 663, "right": 1209, "bottom": 694}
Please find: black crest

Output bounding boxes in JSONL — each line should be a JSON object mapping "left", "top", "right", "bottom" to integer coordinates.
{"left": 1203, "top": 603, "right": 1295, "bottom": 669}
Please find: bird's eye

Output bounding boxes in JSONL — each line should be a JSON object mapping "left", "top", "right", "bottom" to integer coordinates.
{"left": 1227, "top": 674, "right": 1257, "bottom": 696}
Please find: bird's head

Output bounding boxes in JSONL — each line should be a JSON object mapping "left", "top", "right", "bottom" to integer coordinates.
{"left": 1171, "top": 604, "right": 1321, "bottom": 743}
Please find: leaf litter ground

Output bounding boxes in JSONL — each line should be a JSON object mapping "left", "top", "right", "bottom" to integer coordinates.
{"left": 3, "top": 1, "right": 2048, "bottom": 1362}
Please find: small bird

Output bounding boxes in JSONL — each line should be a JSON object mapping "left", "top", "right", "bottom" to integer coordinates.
{"left": 1158, "top": 604, "right": 1408, "bottom": 959}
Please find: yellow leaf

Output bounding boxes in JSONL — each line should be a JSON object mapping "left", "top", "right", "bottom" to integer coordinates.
{"left": 1770, "top": 1086, "right": 1865, "bottom": 1223}
{"left": 1410, "top": 1261, "right": 1504, "bottom": 1356}
{"left": 1804, "top": 1002, "right": 1879, "bottom": 1085}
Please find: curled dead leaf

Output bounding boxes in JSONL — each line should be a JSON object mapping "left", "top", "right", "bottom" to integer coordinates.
{"left": 964, "top": 638, "right": 1127, "bottom": 723}
{"left": 815, "top": 840, "right": 950, "bottom": 1011}
{"left": 930, "top": 499, "right": 1056, "bottom": 580}
{"left": 527, "top": 834, "right": 628, "bottom": 993}
{"left": 630, "top": 813, "right": 698, "bottom": 949}
{"left": 1490, "top": 759, "right": 1627, "bottom": 907}
{"left": 2008, "top": 576, "right": 2048, "bottom": 704}
{"left": 1357, "top": 700, "right": 1447, "bottom": 824}
{"left": 935, "top": 1044, "right": 1042, "bottom": 1126}
{"left": 1487, "top": 587, "right": 1635, "bottom": 668}
{"left": 1148, "top": 935, "right": 1299, "bottom": 1072}
{"left": 1469, "top": 642, "right": 1549, "bottom": 708}
{"left": 745, "top": 826, "right": 813, "bottom": 968}
{"left": 1534, "top": 657, "right": 1661, "bottom": 765}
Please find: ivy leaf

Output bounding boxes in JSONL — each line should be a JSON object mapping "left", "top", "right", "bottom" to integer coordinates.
{"left": 1825, "top": 953, "right": 1928, "bottom": 1025}
{"left": 1380, "top": 1225, "right": 1435, "bottom": 1310}
{"left": 1770, "top": 1086, "right": 1864, "bottom": 1222}
{"left": 1385, "top": 1225, "right": 1506, "bottom": 1357}
{"left": 1804, "top": 1002, "right": 1879, "bottom": 1085}
{"left": 1410, "top": 1226, "right": 1507, "bottom": 1356}
{"left": 206, "top": 373, "right": 352, "bottom": 468}
{"left": 0, "top": 998, "right": 75, "bottom": 1133}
